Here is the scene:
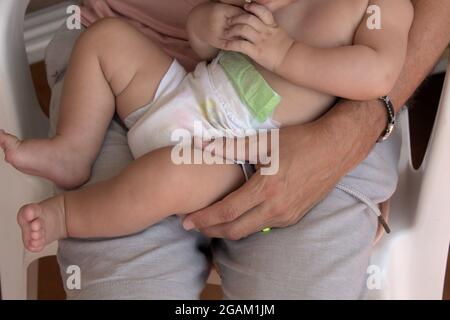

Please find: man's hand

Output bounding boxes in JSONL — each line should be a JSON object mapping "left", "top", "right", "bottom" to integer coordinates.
{"left": 222, "top": 3, "right": 294, "bottom": 72}
{"left": 182, "top": 0, "right": 450, "bottom": 240}
{"left": 182, "top": 109, "right": 359, "bottom": 240}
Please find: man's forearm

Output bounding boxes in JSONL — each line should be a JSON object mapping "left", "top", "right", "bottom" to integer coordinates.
{"left": 390, "top": 0, "right": 450, "bottom": 109}
{"left": 319, "top": 0, "right": 450, "bottom": 173}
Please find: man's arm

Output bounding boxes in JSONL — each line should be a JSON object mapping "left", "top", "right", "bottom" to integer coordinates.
{"left": 390, "top": 0, "right": 450, "bottom": 110}
{"left": 325, "top": 0, "right": 450, "bottom": 176}
{"left": 183, "top": 0, "right": 450, "bottom": 239}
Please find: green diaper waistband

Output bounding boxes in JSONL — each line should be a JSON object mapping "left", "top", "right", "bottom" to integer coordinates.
{"left": 218, "top": 51, "right": 281, "bottom": 123}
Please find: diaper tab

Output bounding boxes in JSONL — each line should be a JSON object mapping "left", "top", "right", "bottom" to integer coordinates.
{"left": 218, "top": 51, "right": 281, "bottom": 123}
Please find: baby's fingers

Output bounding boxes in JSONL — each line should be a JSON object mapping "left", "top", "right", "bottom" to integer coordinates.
{"left": 228, "top": 13, "right": 266, "bottom": 32}
{"left": 225, "top": 24, "right": 260, "bottom": 44}
{"left": 244, "top": 3, "right": 277, "bottom": 27}
{"left": 223, "top": 39, "right": 257, "bottom": 58}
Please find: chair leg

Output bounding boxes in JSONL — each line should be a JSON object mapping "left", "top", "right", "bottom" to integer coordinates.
{"left": 27, "top": 260, "right": 39, "bottom": 300}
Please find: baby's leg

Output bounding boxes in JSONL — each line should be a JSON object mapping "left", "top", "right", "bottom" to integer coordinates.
{"left": 0, "top": 18, "right": 172, "bottom": 189}
{"left": 18, "top": 147, "right": 245, "bottom": 252}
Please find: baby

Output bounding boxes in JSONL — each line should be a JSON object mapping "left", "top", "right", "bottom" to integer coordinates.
{"left": 0, "top": 0, "right": 413, "bottom": 252}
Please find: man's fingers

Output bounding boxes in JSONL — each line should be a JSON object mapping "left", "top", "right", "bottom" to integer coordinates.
{"left": 202, "top": 133, "right": 273, "bottom": 164}
{"left": 202, "top": 136, "right": 255, "bottom": 163}
{"left": 244, "top": 3, "right": 276, "bottom": 26}
{"left": 183, "top": 174, "right": 265, "bottom": 230}
{"left": 199, "top": 202, "right": 275, "bottom": 240}
{"left": 228, "top": 13, "right": 266, "bottom": 32}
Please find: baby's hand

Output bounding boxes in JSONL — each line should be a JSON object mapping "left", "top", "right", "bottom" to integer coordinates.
{"left": 188, "top": 2, "right": 245, "bottom": 58}
{"left": 222, "top": 3, "right": 294, "bottom": 72}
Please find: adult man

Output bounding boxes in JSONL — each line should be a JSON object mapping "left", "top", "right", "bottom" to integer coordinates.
{"left": 46, "top": 0, "right": 450, "bottom": 299}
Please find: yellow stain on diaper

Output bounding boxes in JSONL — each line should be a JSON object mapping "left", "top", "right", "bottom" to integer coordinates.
{"left": 199, "top": 98, "right": 221, "bottom": 127}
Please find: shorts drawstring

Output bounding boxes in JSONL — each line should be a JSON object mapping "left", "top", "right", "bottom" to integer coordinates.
{"left": 336, "top": 183, "right": 391, "bottom": 233}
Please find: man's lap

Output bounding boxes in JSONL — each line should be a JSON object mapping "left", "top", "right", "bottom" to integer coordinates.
{"left": 47, "top": 25, "right": 401, "bottom": 299}
{"left": 51, "top": 110, "right": 211, "bottom": 299}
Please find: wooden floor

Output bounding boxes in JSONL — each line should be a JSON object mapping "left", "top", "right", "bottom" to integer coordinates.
{"left": 28, "top": 61, "right": 449, "bottom": 300}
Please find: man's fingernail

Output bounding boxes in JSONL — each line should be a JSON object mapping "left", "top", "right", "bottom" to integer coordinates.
{"left": 183, "top": 220, "right": 195, "bottom": 230}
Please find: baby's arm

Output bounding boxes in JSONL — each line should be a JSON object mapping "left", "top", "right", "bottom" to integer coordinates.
{"left": 278, "top": 0, "right": 414, "bottom": 100}
{"left": 225, "top": 0, "right": 414, "bottom": 101}
{"left": 187, "top": 2, "right": 245, "bottom": 61}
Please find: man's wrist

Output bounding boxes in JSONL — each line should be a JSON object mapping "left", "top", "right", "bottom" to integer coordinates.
{"left": 377, "top": 96, "right": 397, "bottom": 142}
{"left": 316, "top": 99, "right": 388, "bottom": 172}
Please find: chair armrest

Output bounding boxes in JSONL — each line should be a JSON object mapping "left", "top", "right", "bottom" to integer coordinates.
{"left": 416, "top": 59, "right": 450, "bottom": 224}
{"left": 423, "top": 58, "right": 450, "bottom": 170}
{"left": 0, "top": 0, "right": 49, "bottom": 139}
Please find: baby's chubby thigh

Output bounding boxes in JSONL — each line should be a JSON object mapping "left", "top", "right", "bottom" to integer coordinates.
{"left": 126, "top": 60, "right": 231, "bottom": 159}
{"left": 80, "top": 17, "right": 173, "bottom": 119}
{"left": 123, "top": 60, "right": 191, "bottom": 158}
{"left": 126, "top": 92, "right": 207, "bottom": 160}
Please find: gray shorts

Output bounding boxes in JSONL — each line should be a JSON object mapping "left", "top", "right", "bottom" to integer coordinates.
{"left": 47, "top": 25, "right": 401, "bottom": 299}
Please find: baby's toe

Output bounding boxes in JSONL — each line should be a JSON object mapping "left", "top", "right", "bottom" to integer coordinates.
{"left": 0, "top": 131, "right": 20, "bottom": 155}
{"left": 18, "top": 204, "right": 45, "bottom": 252}
{"left": 30, "top": 218, "right": 43, "bottom": 232}
{"left": 17, "top": 204, "right": 38, "bottom": 226}
{"left": 28, "top": 239, "right": 44, "bottom": 252}
{"left": 30, "top": 229, "right": 44, "bottom": 240}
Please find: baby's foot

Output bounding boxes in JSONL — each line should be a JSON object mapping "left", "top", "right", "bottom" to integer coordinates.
{"left": 0, "top": 129, "right": 91, "bottom": 189}
{"left": 17, "top": 195, "right": 67, "bottom": 252}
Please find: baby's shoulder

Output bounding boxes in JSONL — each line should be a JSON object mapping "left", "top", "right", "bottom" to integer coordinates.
{"left": 316, "top": 0, "right": 369, "bottom": 20}
{"left": 276, "top": 0, "right": 369, "bottom": 47}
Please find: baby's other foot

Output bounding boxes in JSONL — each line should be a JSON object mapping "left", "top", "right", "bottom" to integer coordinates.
{"left": 0, "top": 129, "right": 91, "bottom": 189}
{"left": 17, "top": 196, "right": 67, "bottom": 252}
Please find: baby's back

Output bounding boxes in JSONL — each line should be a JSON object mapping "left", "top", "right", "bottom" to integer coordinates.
{"left": 262, "top": 0, "right": 369, "bottom": 125}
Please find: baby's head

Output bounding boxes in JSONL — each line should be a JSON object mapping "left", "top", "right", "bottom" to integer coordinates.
{"left": 217, "top": 0, "right": 298, "bottom": 12}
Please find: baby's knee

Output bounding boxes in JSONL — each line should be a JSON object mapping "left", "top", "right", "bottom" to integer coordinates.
{"left": 75, "top": 18, "right": 134, "bottom": 52}
{"left": 86, "top": 17, "right": 129, "bottom": 37}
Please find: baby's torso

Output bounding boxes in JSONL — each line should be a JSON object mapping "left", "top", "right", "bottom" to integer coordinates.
{"left": 259, "top": 0, "right": 369, "bottom": 125}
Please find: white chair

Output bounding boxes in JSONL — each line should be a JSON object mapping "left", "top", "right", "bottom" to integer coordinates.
{"left": 0, "top": 0, "right": 448, "bottom": 300}
{"left": 368, "top": 60, "right": 450, "bottom": 299}
{"left": 0, "top": 0, "right": 56, "bottom": 300}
